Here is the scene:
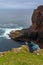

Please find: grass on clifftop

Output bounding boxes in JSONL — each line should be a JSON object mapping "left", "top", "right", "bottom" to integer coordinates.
{"left": 0, "top": 46, "right": 43, "bottom": 65}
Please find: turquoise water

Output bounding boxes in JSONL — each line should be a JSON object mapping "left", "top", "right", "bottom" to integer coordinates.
{"left": 27, "top": 42, "right": 40, "bottom": 52}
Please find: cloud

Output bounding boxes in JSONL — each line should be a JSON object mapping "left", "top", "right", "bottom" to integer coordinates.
{"left": 0, "top": 0, "right": 38, "bottom": 9}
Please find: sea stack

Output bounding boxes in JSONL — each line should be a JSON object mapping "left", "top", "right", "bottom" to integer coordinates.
{"left": 9, "top": 5, "right": 43, "bottom": 49}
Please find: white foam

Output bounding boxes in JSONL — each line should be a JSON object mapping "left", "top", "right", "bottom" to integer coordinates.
{"left": 0, "top": 27, "right": 23, "bottom": 39}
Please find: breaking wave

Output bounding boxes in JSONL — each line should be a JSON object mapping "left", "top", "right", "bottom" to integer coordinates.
{"left": 0, "top": 27, "right": 23, "bottom": 39}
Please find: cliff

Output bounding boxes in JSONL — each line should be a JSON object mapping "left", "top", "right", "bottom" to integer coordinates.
{"left": 9, "top": 5, "right": 43, "bottom": 49}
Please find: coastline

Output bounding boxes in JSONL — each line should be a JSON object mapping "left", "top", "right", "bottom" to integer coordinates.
{"left": 9, "top": 5, "right": 43, "bottom": 49}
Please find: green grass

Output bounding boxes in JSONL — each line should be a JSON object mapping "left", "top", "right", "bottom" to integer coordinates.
{"left": 0, "top": 48, "right": 43, "bottom": 65}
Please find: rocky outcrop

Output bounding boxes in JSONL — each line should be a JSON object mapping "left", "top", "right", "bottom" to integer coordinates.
{"left": 32, "top": 5, "right": 43, "bottom": 30}
{"left": 9, "top": 5, "right": 43, "bottom": 49}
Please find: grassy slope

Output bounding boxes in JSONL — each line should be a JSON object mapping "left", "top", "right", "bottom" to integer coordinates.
{"left": 0, "top": 48, "right": 43, "bottom": 65}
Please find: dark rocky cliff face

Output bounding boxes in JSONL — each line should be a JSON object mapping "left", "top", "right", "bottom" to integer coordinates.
{"left": 32, "top": 5, "right": 43, "bottom": 30}
{"left": 9, "top": 5, "right": 43, "bottom": 49}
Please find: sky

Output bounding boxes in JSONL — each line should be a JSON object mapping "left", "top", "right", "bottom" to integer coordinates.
{"left": 0, "top": 0, "right": 43, "bottom": 9}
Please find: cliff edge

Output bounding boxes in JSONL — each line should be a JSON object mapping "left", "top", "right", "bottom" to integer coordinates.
{"left": 9, "top": 5, "right": 43, "bottom": 49}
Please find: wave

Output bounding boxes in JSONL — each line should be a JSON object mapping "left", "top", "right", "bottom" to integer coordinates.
{"left": 0, "top": 23, "right": 18, "bottom": 28}
{"left": 0, "top": 27, "right": 23, "bottom": 39}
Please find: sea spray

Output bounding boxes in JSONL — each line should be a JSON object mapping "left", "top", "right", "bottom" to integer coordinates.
{"left": 0, "top": 27, "right": 23, "bottom": 39}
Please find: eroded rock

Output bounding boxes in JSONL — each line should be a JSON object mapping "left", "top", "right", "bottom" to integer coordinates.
{"left": 9, "top": 5, "right": 43, "bottom": 49}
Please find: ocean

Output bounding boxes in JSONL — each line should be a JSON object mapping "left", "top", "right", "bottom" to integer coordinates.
{"left": 0, "top": 9, "right": 33, "bottom": 52}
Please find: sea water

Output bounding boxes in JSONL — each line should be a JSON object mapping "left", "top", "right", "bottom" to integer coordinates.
{"left": 0, "top": 27, "right": 25, "bottom": 52}
{"left": 0, "top": 9, "right": 33, "bottom": 52}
